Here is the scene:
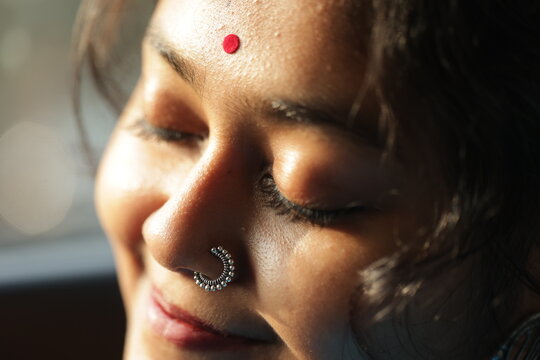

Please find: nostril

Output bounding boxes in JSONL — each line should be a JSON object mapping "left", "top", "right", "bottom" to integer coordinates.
{"left": 167, "top": 255, "right": 228, "bottom": 283}
{"left": 175, "top": 267, "right": 197, "bottom": 277}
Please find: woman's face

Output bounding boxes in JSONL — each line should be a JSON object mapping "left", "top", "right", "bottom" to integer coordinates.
{"left": 96, "top": 0, "right": 425, "bottom": 359}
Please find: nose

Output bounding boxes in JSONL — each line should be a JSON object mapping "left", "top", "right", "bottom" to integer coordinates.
{"left": 142, "top": 136, "right": 256, "bottom": 280}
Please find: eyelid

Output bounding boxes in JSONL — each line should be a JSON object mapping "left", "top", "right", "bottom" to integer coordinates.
{"left": 128, "top": 117, "right": 203, "bottom": 143}
{"left": 258, "top": 174, "right": 368, "bottom": 227}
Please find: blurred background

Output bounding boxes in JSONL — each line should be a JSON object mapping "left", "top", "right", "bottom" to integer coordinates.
{"left": 0, "top": 1, "right": 150, "bottom": 358}
{"left": 0, "top": 0, "right": 114, "bottom": 287}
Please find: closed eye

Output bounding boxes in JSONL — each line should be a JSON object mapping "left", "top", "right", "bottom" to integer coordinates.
{"left": 127, "top": 117, "right": 203, "bottom": 143}
{"left": 257, "top": 174, "right": 368, "bottom": 227}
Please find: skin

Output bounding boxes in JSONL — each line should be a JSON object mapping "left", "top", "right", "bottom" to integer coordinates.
{"left": 92, "top": 0, "right": 516, "bottom": 359}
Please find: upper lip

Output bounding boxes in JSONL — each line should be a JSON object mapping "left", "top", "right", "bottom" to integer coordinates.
{"left": 152, "top": 287, "right": 223, "bottom": 336}
{"left": 151, "top": 286, "right": 270, "bottom": 343}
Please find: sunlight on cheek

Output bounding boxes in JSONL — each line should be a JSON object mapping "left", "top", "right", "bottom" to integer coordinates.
{"left": 99, "top": 134, "right": 150, "bottom": 194}
{"left": 266, "top": 234, "right": 363, "bottom": 355}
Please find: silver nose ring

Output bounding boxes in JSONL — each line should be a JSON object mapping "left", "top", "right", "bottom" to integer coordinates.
{"left": 193, "top": 246, "right": 235, "bottom": 291}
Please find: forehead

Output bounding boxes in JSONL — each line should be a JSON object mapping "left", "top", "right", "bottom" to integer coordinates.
{"left": 151, "top": 0, "right": 365, "bottom": 107}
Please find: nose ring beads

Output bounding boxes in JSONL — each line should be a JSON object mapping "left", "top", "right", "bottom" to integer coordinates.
{"left": 193, "top": 246, "right": 235, "bottom": 291}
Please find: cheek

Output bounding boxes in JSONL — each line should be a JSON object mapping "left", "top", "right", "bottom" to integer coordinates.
{"left": 255, "top": 229, "right": 379, "bottom": 357}
{"left": 95, "top": 115, "right": 204, "bottom": 302}
{"left": 95, "top": 125, "right": 198, "bottom": 250}
{"left": 96, "top": 130, "right": 162, "bottom": 249}
{"left": 251, "top": 206, "right": 411, "bottom": 357}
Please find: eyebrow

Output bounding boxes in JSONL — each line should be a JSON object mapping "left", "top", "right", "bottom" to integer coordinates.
{"left": 267, "top": 99, "right": 382, "bottom": 149}
{"left": 145, "top": 29, "right": 381, "bottom": 148}
{"left": 145, "top": 29, "right": 203, "bottom": 92}
{"left": 268, "top": 99, "right": 346, "bottom": 127}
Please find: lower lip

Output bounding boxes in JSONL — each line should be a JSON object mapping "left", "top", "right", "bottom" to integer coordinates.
{"left": 146, "top": 289, "right": 251, "bottom": 350}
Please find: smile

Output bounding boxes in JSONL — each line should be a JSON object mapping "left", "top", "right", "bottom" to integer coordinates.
{"left": 146, "top": 287, "right": 262, "bottom": 351}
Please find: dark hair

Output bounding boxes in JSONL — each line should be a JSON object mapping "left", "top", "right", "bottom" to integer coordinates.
{"left": 356, "top": 1, "right": 540, "bottom": 358}
{"left": 73, "top": 0, "right": 540, "bottom": 358}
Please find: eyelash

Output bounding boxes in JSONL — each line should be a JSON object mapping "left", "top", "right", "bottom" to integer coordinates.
{"left": 258, "top": 174, "right": 366, "bottom": 227}
{"left": 129, "top": 117, "right": 365, "bottom": 227}
{"left": 128, "top": 117, "right": 202, "bottom": 143}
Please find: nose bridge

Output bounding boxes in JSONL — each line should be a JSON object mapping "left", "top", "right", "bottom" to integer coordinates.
{"left": 143, "top": 135, "right": 254, "bottom": 276}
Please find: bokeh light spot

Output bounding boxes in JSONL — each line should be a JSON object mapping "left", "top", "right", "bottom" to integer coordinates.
{"left": 0, "top": 122, "right": 75, "bottom": 236}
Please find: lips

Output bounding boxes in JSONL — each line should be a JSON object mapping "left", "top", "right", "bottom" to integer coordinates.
{"left": 147, "top": 287, "right": 260, "bottom": 350}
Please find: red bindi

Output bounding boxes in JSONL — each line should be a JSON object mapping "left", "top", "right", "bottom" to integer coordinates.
{"left": 222, "top": 34, "right": 240, "bottom": 54}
